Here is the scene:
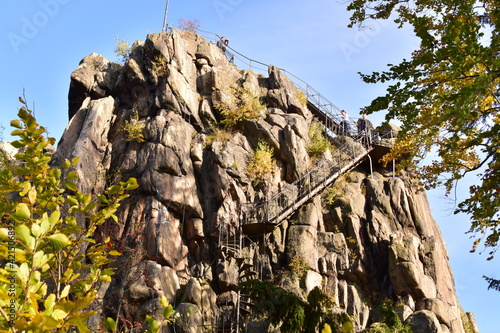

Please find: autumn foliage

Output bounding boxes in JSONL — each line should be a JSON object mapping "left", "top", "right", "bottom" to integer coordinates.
{"left": 347, "top": 0, "right": 500, "bottom": 262}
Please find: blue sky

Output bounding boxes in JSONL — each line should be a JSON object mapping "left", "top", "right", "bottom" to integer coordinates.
{"left": 1, "top": 0, "right": 498, "bottom": 332}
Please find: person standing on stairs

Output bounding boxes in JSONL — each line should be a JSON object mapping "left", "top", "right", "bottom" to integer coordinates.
{"left": 357, "top": 114, "right": 373, "bottom": 145}
{"left": 339, "top": 109, "right": 350, "bottom": 136}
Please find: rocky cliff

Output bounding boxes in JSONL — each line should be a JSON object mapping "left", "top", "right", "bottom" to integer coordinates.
{"left": 52, "top": 29, "right": 478, "bottom": 332}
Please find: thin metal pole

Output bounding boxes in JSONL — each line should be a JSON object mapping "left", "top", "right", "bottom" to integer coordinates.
{"left": 162, "top": 0, "right": 170, "bottom": 32}
{"left": 367, "top": 154, "right": 373, "bottom": 178}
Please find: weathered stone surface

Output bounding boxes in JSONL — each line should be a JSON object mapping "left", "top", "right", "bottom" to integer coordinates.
{"left": 55, "top": 96, "right": 115, "bottom": 195}
{"left": 287, "top": 225, "right": 318, "bottom": 271}
{"left": 174, "top": 303, "right": 203, "bottom": 333}
{"left": 395, "top": 294, "right": 415, "bottom": 322}
{"left": 51, "top": 29, "right": 476, "bottom": 333}
{"left": 180, "top": 278, "right": 202, "bottom": 306}
{"left": 407, "top": 310, "right": 443, "bottom": 333}
{"left": 304, "top": 270, "right": 323, "bottom": 294}
{"left": 186, "top": 218, "right": 204, "bottom": 240}
{"left": 68, "top": 53, "right": 118, "bottom": 118}
{"left": 126, "top": 261, "right": 180, "bottom": 305}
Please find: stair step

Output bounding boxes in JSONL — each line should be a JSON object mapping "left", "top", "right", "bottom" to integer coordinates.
{"left": 220, "top": 245, "right": 239, "bottom": 252}
{"left": 238, "top": 263, "right": 253, "bottom": 272}
{"left": 239, "top": 307, "right": 252, "bottom": 316}
{"left": 240, "top": 271, "right": 257, "bottom": 280}
{"left": 239, "top": 300, "right": 253, "bottom": 308}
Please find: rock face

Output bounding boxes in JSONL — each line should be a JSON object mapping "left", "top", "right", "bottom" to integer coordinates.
{"left": 52, "top": 29, "right": 478, "bottom": 332}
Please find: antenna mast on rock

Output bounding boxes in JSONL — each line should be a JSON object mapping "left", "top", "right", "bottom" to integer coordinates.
{"left": 162, "top": 0, "right": 170, "bottom": 32}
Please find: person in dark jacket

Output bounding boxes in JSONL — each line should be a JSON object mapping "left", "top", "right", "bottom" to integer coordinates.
{"left": 217, "top": 36, "right": 229, "bottom": 52}
{"left": 357, "top": 114, "right": 373, "bottom": 144}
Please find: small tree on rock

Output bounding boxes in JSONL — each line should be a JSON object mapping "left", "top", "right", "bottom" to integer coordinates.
{"left": 0, "top": 100, "right": 138, "bottom": 332}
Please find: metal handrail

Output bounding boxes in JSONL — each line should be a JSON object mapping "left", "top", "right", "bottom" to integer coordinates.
{"left": 241, "top": 129, "right": 395, "bottom": 228}
{"left": 186, "top": 29, "right": 397, "bottom": 229}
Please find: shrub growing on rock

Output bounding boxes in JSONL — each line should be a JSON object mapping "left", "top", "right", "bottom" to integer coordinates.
{"left": 246, "top": 141, "right": 275, "bottom": 184}
{"left": 0, "top": 100, "right": 138, "bottom": 332}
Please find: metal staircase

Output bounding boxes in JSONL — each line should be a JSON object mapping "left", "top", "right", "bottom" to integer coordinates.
{"left": 208, "top": 32, "right": 397, "bottom": 332}
{"left": 216, "top": 224, "right": 261, "bottom": 333}
{"left": 240, "top": 83, "right": 395, "bottom": 235}
{"left": 215, "top": 84, "right": 395, "bottom": 332}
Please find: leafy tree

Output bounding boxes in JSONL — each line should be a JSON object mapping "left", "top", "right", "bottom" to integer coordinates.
{"left": 366, "top": 299, "right": 412, "bottom": 333}
{"left": 238, "top": 280, "right": 353, "bottom": 333}
{"left": 307, "top": 120, "right": 332, "bottom": 159}
{"left": 214, "top": 86, "right": 265, "bottom": 129}
{"left": 345, "top": 1, "right": 500, "bottom": 269}
{"left": 246, "top": 141, "right": 276, "bottom": 184}
{"left": 123, "top": 109, "right": 145, "bottom": 143}
{"left": 114, "top": 37, "right": 132, "bottom": 64}
{"left": 177, "top": 17, "right": 201, "bottom": 33}
{"left": 0, "top": 100, "right": 138, "bottom": 332}
{"left": 484, "top": 275, "right": 500, "bottom": 291}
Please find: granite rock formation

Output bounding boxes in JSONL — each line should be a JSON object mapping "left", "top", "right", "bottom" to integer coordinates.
{"left": 49, "top": 29, "right": 478, "bottom": 332}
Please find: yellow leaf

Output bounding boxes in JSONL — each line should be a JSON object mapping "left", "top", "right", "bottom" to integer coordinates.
{"left": 60, "top": 285, "right": 71, "bottom": 299}
{"left": 51, "top": 309, "right": 68, "bottom": 321}
{"left": 44, "top": 294, "right": 56, "bottom": 313}
{"left": 322, "top": 323, "right": 332, "bottom": 333}
{"left": 28, "top": 186, "right": 37, "bottom": 205}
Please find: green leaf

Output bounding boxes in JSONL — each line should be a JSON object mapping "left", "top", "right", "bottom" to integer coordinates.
{"left": 27, "top": 186, "right": 37, "bottom": 205}
{"left": 10, "top": 119, "right": 23, "bottom": 129}
{"left": 10, "top": 140, "right": 24, "bottom": 148}
{"left": 20, "top": 181, "right": 31, "bottom": 196}
{"left": 31, "top": 223, "right": 42, "bottom": 237}
{"left": 10, "top": 129, "right": 24, "bottom": 136}
{"left": 47, "top": 233, "right": 71, "bottom": 251}
{"left": 322, "top": 324, "right": 332, "bottom": 333}
{"left": 62, "top": 159, "right": 71, "bottom": 169}
{"left": 160, "top": 296, "right": 169, "bottom": 308}
{"left": 125, "top": 177, "right": 139, "bottom": 190}
{"left": 16, "top": 224, "right": 35, "bottom": 250}
{"left": 107, "top": 185, "right": 122, "bottom": 195}
{"left": 98, "top": 194, "right": 110, "bottom": 204}
{"left": 105, "top": 317, "right": 117, "bottom": 332}
{"left": 33, "top": 250, "right": 49, "bottom": 269}
{"left": 51, "top": 309, "right": 69, "bottom": 321}
{"left": 163, "top": 304, "right": 174, "bottom": 319}
{"left": 66, "top": 171, "right": 79, "bottom": 180}
{"left": 145, "top": 315, "right": 160, "bottom": 333}
{"left": 341, "top": 321, "right": 353, "bottom": 333}
{"left": 64, "top": 181, "right": 78, "bottom": 192}
{"left": 49, "top": 210, "right": 61, "bottom": 227}
{"left": 14, "top": 203, "right": 31, "bottom": 220}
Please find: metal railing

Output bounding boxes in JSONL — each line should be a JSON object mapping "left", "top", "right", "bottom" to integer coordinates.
{"left": 189, "top": 28, "right": 396, "bottom": 229}
{"left": 241, "top": 129, "right": 395, "bottom": 229}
